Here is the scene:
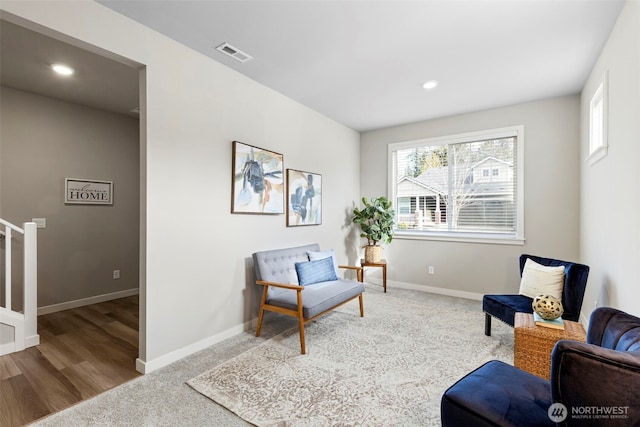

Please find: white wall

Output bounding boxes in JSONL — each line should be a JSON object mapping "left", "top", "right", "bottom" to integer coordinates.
{"left": 4, "top": 0, "right": 633, "bottom": 373}
{"left": 361, "top": 96, "right": 581, "bottom": 298}
{"left": 580, "top": 1, "right": 640, "bottom": 319}
{"left": 1, "top": 88, "right": 140, "bottom": 310}
{"left": 0, "top": 1, "right": 360, "bottom": 372}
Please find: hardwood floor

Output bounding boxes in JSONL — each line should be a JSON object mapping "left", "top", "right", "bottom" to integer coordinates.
{"left": 0, "top": 296, "right": 140, "bottom": 427}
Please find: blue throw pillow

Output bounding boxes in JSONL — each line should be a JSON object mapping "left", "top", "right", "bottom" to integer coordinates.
{"left": 295, "top": 257, "right": 338, "bottom": 286}
{"left": 307, "top": 249, "right": 340, "bottom": 278}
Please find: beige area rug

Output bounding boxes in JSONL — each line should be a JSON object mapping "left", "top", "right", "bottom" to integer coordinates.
{"left": 188, "top": 291, "right": 513, "bottom": 426}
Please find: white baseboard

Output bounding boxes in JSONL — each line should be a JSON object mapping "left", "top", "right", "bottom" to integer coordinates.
{"left": 579, "top": 312, "right": 589, "bottom": 328}
{"left": 0, "top": 341, "right": 16, "bottom": 356}
{"left": 136, "top": 318, "right": 257, "bottom": 374}
{"left": 25, "top": 334, "right": 40, "bottom": 347}
{"left": 0, "top": 332, "right": 38, "bottom": 356}
{"left": 37, "top": 288, "right": 140, "bottom": 316}
{"left": 368, "top": 278, "right": 484, "bottom": 301}
{"left": 137, "top": 281, "right": 481, "bottom": 375}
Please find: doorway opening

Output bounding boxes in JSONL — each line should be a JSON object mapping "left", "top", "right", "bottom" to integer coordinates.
{"left": 0, "top": 14, "right": 147, "bottom": 425}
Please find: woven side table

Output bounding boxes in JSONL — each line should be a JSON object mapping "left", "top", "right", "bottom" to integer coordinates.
{"left": 514, "top": 312, "right": 586, "bottom": 380}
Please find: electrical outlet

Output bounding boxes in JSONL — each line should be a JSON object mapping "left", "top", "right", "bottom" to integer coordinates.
{"left": 113, "top": 270, "right": 121, "bottom": 280}
{"left": 32, "top": 218, "right": 46, "bottom": 228}
{"left": 594, "top": 300, "right": 598, "bottom": 309}
{"left": 428, "top": 266, "right": 434, "bottom": 275}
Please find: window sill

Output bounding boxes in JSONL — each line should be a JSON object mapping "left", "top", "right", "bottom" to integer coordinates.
{"left": 588, "top": 146, "right": 608, "bottom": 166}
{"left": 394, "top": 230, "right": 525, "bottom": 245}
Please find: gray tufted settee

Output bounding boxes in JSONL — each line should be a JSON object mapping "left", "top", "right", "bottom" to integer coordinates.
{"left": 252, "top": 243, "right": 364, "bottom": 354}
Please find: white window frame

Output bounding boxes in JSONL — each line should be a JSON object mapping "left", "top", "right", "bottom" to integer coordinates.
{"left": 388, "top": 125, "right": 525, "bottom": 245}
{"left": 588, "top": 70, "right": 608, "bottom": 165}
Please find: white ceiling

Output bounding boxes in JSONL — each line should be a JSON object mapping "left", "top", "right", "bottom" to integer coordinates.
{"left": 2, "top": 1, "right": 625, "bottom": 131}
{"left": 0, "top": 19, "right": 140, "bottom": 118}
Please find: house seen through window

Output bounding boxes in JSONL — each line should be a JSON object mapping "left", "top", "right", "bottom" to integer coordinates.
{"left": 389, "top": 126, "right": 524, "bottom": 243}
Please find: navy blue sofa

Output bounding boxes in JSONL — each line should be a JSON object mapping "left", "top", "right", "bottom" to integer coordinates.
{"left": 441, "top": 307, "right": 640, "bottom": 426}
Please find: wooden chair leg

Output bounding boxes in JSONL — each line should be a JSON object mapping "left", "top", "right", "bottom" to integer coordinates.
{"left": 256, "top": 286, "right": 269, "bottom": 337}
{"left": 298, "top": 316, "right": 306, "bottom": 355}
{"left": 359, "top": 294, "right": 364, "bottom": 317}
{"left": 484, "top": 313, "right": 492, "bottom": 336}
{"left": 297, "top": 289, "right": 306, "bottom": 354}
{"left": 256, "top": 309, "right": 265, "bottom": 337}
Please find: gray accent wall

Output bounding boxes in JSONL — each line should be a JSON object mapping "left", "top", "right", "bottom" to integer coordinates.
{"left": 360, "top": 96, "right": 581, "bottom": 297}
{"left": 580, "top": 1, "right": 640, "bottom": 319}
{"left": 0, "top": 87, "right": 140, "bottom": 309}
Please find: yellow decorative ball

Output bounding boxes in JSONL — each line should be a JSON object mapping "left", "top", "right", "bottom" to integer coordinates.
{"left": 532, "top": 295, "right": 564, "bottom": 320}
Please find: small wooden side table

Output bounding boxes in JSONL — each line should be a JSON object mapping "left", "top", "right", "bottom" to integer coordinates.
{"left": 514, "top": 312, "right": 586, "bottom": 380}
{"left": 360, "top": 259, "right": 387, "bottom": 293}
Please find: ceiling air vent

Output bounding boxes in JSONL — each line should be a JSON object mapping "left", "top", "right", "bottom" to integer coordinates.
{"left": 216, "top": 42, "right": 253, "bottom": 63}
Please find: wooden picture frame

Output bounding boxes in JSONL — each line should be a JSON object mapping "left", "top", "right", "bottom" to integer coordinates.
{"left": 287, "top": 169, "right": 322, "bottom": 226}
{"left": 231, "top": 141, "right": 284, "bottom": 214}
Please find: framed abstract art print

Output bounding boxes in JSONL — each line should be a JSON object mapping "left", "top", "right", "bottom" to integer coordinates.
{"left": 287, "top": 169, "right": 321, "bottom": 226}
{"left": 231, "top": 141, "right": 284, "bottom": 214}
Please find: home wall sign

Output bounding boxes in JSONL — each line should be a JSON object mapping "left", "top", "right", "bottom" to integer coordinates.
{"left": 65, "top": 178, "right": 113, "bottom": 205}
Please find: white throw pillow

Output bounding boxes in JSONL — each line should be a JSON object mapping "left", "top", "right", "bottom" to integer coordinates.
{"left": 307, "top": 249, "right": 340, "bottom": 278}
{"left": 518, "top": 258, "right": 565, "bottom": 300}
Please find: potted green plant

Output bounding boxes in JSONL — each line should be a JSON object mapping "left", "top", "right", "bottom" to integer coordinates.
{"left": 352, "top": 196, "right": 395, "bottom": 263}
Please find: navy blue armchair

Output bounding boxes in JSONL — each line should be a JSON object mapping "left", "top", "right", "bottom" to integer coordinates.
{"left": 442, "top": 307, "right": 640, "bottom": 426}
{"left": 483, "top": 254, "right": 589, "bottom": 336}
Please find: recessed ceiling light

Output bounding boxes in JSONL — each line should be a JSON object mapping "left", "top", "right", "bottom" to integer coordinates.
{"left": 422, "top": 80, "right": 439, "bottom": 90}
{"left": 51, "top": 64, "right": 74, "bottom": 76}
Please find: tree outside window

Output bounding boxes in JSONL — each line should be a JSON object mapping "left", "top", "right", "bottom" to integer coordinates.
{"left": 390, "top": 126, "right": 524, "bottom": 243}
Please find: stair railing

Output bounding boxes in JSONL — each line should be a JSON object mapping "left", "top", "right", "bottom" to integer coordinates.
{"left": 0, "top": 219, "right": 38, "bottom": 354}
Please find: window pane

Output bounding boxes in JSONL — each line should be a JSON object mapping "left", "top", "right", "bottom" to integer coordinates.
{"left": 391, "top": 130, "right": 520, "bottom": 240}
{"left": 590, "top": 85, "right": 604, "bottom": 153}
{"left": 587, "top": 72, "right": 608, "bottom": 165}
